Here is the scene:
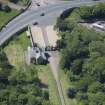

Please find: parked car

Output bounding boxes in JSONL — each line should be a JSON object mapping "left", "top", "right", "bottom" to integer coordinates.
{"left": 33, "top": 22, "right": 38, "bottom": 25}
{"left": 40, "top": 13, "right": 45, "bottom": 16}
{"left": 36, "top": 3, "right": 40, "bottom": 6}
{"left": 51, "top": 46, "right": 57, "bottom": 51}
{"left": 45, "top": 46, "right": 52, "bottom": 51}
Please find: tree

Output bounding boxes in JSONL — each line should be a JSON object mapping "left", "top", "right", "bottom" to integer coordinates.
{"left": 67, "top": 87, "right": 77, "bottom": 98}
{"left": 89, "top": 41, "right": 105, "bottom": 56}
{"left": 42, "top": 90, "right": 49, "bottom": 100}
{"left": 89, "top": 92, "right": 105, "bottom": 105}
{"left": 0, "top": 3, "right": 2, "bottom": 11}
{"left": 27, "top": 95, "right": 42, "bottom": 105}
{"left": 1, "top": 4, "right": 11, "bottom": 12}
{"left": 93, "top": 3, "right": 105, "bottom": 18}
{"left": 79, "top": 6, "right": 94, "bottom": 19}
{"left": 0, "top": 50, "right": 12, "bottom": 84}
{"left": 76, "top": 92, "right": 88, "bottom": 102}
{"left": 88, "top": 82, "right": 104, "bottom": 93}
{"left": 56, "top": 4, "right": 105, "bottom": 105}
{"left": 83, "top": 57, "right": 105, "bottom": 83}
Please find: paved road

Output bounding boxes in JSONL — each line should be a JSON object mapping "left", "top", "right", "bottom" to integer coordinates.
{"left": 0, "top": 0, "right": 105, "bottom": 46}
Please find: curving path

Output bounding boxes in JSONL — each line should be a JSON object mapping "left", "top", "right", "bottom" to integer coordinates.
{"left": 0, "top": 0, "right": 105, "bottom": 46}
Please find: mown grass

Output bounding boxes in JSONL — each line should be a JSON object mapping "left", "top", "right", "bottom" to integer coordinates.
{"left": 59, "top": 70, "right": 77, "bottom": 105}
{"left": 0, "top": 10, "right": 19, "bottom": 29}
{"left": 3, "top": 31, "right": 29, "bottom": 66}
{"left": 38, "top": 65, "right": 61, "bottom": 105}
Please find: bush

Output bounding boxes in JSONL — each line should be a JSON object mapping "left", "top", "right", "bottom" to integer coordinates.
{"left": 1, "top": 4, "right": 11, "bottom": 12}
{"left": 42, "top": 90, "right": 49, "bottom": 100}
{"left": 67, "top": 87, "right": 77, "bottom": 98}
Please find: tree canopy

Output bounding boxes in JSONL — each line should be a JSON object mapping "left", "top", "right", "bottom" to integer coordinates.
{"left": 0, "top": 49, "right": 51, "bottom": 105}
{"left": 56, "top": 3, "right": 105, "bottom": 105}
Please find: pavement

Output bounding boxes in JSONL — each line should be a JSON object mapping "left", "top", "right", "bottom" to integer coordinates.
{"left": 45, "top": 25, "right": 60, "bottom": 47}
{"left": 0, "top": 0, "right": 105, "bottom": 46}
{"left": 30, "top": 0, "right": 58, "bottom": 10}
{"left": 31, "top": 25, "right": 46, "bottom": 47}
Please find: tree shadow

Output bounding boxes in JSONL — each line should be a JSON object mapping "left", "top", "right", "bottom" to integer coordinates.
{"left": 39, "top": 82, "right": 48, "bottom": 89}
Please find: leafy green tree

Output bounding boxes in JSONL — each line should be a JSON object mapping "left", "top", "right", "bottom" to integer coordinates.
{"left": 89, "top": 92, "right": 105, "bottom": 105}
{"left": 79, "top": 6, "right": 94, "bottom": 19}
{"left": 88, "top": 82, "right": 104, "bottom": 93}
{"left": 56, "top": 3, "right": 105, "bottom": 105}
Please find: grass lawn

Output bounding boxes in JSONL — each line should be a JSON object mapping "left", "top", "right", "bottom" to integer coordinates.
{"left": 0, "top": 10, "right": 19, "bottom": 29}
{"left": 38, "top": 65, "right": 61, "bottom": 105}
{"left": 59, "top": 70, "right": 77, "bottom": 105}
{"left": 3, "top": 31, "right": 29, "bottom": 66}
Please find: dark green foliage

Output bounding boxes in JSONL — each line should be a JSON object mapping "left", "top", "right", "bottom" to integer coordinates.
{"left": 0, "top": 49, "right": 51, "bottom": 105}
{"left": 0, "top": 49, "right": 12, "bottom": 84}
{"left": 67, "top": 87, "right": 77, "bottom": 98}
{"left": 0, "top": 3, "right": 2, "bottom": 10}
{"left": 0, "top": 4, "right": 11, "bottom": 12}
{"left": 79, "top": 3, "right": 105, "bottom": 20}
{"left": 56, "top": 3, "right": 105, "bottom": 105}
{"left": 60, "top": 7, "right": 77, "bottom": 19}
{"left": 42, "top": 90, "right": 49, "bottom": 100}
{"left": 56, "top": 18, "right": 76, "bottom": 32}
{"left": 88, "top": 92, "right": 105, "bottom": 105}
